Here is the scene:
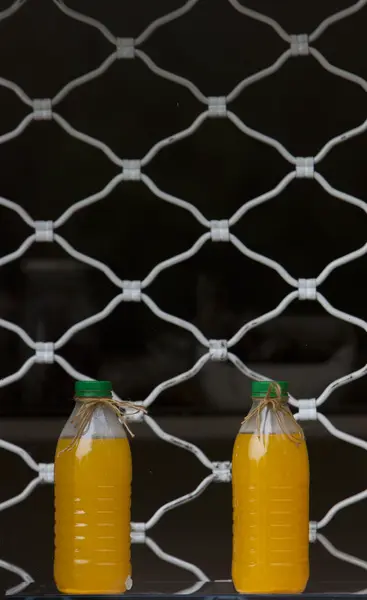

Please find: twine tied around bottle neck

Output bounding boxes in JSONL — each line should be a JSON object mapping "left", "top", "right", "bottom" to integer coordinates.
{"left": 242, "top": 382, "right": 304, "bottom": 445}
{"left": 60, "top": 396, "right": 147, "bottom": 453}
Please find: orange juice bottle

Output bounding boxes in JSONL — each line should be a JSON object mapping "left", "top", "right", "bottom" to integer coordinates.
{"left": 232, "top": 381, "right": 309, "bottom": 594}
{"left": 54, "top": 380, "right": 132, "bottom": 594}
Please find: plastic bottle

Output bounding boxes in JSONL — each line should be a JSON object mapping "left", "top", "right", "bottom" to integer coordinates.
{"left": 54, "top": 380, "right": 132, "bottom": 594}
{"left": 232, "top": 380, "right": 309, "bottom": 593}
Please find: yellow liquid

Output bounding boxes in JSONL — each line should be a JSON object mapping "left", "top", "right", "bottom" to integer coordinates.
{"left": 232, "top": 433, "right": 309, "bottom": 593}
{"left": 54, "top": 437, "right": 132, "bottom": 594}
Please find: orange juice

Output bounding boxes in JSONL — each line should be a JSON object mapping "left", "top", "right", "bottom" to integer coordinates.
{"left": 232, "top": 381, "right": 309, "bottom": 594}
{"left": 54, "top": 437, "right": 131, "bottom": 594}
{"left": 54, "top": 380, "right": 132, "bottom": 594}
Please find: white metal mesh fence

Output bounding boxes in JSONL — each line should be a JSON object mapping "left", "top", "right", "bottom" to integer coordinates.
{"left": 1, "top": 0, "right": 367, "bottom": 593}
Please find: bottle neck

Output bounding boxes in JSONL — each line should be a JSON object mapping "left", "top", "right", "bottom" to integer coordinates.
{"left": 66, "top": 397, "right": 127, "bottom": 439}
{"left": 251, "top": 396, "right": 289, "bottom": 408}
{"left": 240, "top": 396, "right": 293, "bottom": 435}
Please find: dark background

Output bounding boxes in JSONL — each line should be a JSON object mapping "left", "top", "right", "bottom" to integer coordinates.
{"left": 0, "top": 0, "right": 366, "bottom": 415}
{"left": 1, "top": 2, "right": 367, "bottom": 595}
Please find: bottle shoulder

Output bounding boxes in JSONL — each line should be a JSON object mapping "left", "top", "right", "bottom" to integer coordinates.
{"left": 60, "top": 403, "right": 128, "bottom": 440}
{"left": 232, "top": 430, "right": 309, "bottom": 471}
{"left": 239, "top": 405, "right": 303, "bottom": 436}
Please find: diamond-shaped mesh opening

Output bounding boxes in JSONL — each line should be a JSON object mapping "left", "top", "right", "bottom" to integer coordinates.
{"left": 316, "top": 5, "right": 367, "bottom": 80}
{"left": 0, "top": 443, "right": 33, "bottom": 503}
{"left": 234, "top": 178, "right": 367, "bottom": 276}
{"left": 0, "top": 86, "right": 28, "bottom": 134}
{"left": 308, "top": 427, "right": 367, "bottom": 523}
{"left": 62, "top": 303, "right": 197, "bottom": 410}
{"left": 156, "top": 480, "right": 231, "bottom": 579}
{"left": 239, "top": 0, "right": 354, "bottom": 32}
{"left": 0, "top": 0, "right": 111, "bottom": 96}
{"left": 143, "top": 0, "right": 285, "bottom": 93}
{"left": 0, "top": 205, "right": 29, "bottom": 258}
{"left": 131, "top": 543, "right": 195, "bottom": 590}
{"left": 322, "top": 253, "right": 367, "bottom": 323}
{"left": 68, "top": 0, "right": 186, "bottom": 35}
{"left": 151, "top": 244, "right": 290, "bottom": 331}
{"left": 232, "top": 58, "right": 367, "bottom": 154}
{"left": 146, "top": 119, "right": 289, "bottom": 216}
{"left": 0, "top": 327, "right": 32, "bottom": 381}
{"left": 4, "top": 363, "right": 82, "bottom": 416}
{"left": 19, "top": 249, "right": 116, "bottom": 339}
{"left": 59, "top": 60, "right": 200, "bottom": 157}
{"left": 0, "top": 474, "right": 53, "bottom": 585}
{"left": 65, "top": 181, "right": 203, "bottom": 278}
{"left": 234, "top": 307, "right": 361, "bottom": 393}
{"left": 322, "top": 133, "right": 367, "bottom": 200}
{"left": 131, "top": 431, "right": 207, "bottom": 521}
{"left": 0, "top": 122, "right": 117, "bottom": 218}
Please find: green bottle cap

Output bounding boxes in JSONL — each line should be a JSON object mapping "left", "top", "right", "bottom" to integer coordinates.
{"left": 74, "top": 380, "right": 112, "bottom": 398}
{"left": 251, "top": 380, "right": 288, "bottom": 398}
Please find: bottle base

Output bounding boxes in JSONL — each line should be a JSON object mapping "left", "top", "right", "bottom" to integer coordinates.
{"left": 56, "top": 587, "right": 127, "bottom": 595}
{"left": 233, "top": 582, "right": 307, "bottom": 595}
{"left": 234, "top": 588, "right": 306, "bottom": 595}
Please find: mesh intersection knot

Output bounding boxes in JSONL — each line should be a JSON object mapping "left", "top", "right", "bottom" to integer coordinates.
{"left": 116, "top": 38, "right": 135, "bottom": 59}
{"left": 35, "top": 342, "right": 54, "bottom": 364}
{"left": 208, "top": 96, "right": 227, "bottom": 117}
{"left": 209, "top": 339, "right": 228, "bottom": 361}
{"left": 33, "top": 99, "right": 52, "bottom": 120}
{"left": 298, "top": 399, "right": 318, "bottom": 421}
{"left": 291, "top": 34, "right": 309, "bottom": 56}
{"left": 210, "top": 220, "right": 230, "bottom": 242}
{"left": 38, "top": 463, "right": 54, "bottom": 483}
{"left": 122, "top": 160, "right": 141, "bottom": 181}
{"left": 309, "top": 520, "right": 318, "bottom": 543}
{"left": 131, "top": 529, "right": 146, "bottom": 544}
{"left": 124, "top": 402, "right": 145, "bottom": 422}
{"left": 35, "top": 221, "right": 54, "bottom": 242}
{"left": 212, "top": 461, "right": 232, "bottom": 482}
{"left": 296, "top": 157, "right": 314, "bottom": 178}
{"left": 298, "top": 278, "right": 317, "bottom": 300}
{"left": 122, "top": 280, "right": 142, "bottom": 301}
